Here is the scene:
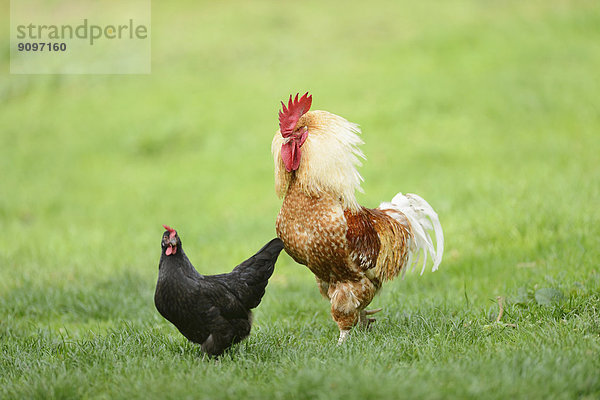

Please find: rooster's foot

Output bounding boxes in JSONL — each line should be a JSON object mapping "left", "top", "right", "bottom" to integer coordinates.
{"left": 358, "top": 308, "right": 383, "bottom": 329}
{"left": 337, "top": 330, "right": 350, "bottom": 345}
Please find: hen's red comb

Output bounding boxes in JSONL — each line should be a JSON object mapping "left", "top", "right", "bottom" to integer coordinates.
{"left": 162, "top": 224, "right": 177, "bottom": 239}
{"left": 279, "top": 92, "right": 312, "bottom": 137}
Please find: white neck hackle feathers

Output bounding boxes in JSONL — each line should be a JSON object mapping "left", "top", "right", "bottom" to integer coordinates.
{"left": 272, "top": 110, "right": 365, "bottom": 212}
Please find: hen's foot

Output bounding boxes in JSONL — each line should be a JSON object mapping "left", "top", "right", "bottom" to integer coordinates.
{"left": 358, "top": 308, "right": 383, "bottom": 329}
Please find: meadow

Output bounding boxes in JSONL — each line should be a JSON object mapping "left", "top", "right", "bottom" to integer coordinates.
{"left": 1, "top": 0, "right": 599, "bottom": 398}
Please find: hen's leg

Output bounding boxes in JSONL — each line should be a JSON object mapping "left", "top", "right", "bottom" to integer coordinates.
{"left": 201, "top": 315, "right": 251, "bottom": 357}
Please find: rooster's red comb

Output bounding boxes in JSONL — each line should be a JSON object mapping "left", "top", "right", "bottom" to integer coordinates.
{"left": 162, "top": 224, "right": 177, "bottom": 239}
{"left": 278, "top": 92, "right": 312, "bottom": 137}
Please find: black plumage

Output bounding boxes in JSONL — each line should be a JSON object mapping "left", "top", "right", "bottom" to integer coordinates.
{"left": 154, "top": 226, "right": 284, "bottom": 357}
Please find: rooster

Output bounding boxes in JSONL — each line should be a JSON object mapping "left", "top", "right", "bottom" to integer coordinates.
{"left": 272, "top": 93, "right": 444, "bottom": 343}
{"left": 154, "top": 225, "right": 284, "bottom": 356}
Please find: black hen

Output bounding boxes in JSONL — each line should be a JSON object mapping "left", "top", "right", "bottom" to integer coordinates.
{"left": 154, "top": 225, "right": 284, "bottom": 357}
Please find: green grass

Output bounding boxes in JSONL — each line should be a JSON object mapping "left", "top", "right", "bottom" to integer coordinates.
{"left": 1, "top": 0, "right": 600, "bottom": 398}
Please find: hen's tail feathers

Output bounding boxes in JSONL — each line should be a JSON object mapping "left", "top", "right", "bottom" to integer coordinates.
{"left": 229, "top": 238, "right": 284, "bottom": 309}
{"left": 379, "top": 193, "right": 444, "bottom": 276}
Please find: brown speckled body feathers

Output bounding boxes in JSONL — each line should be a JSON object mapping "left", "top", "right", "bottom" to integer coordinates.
{"left": 276, "top": 177, "right": 411, "bottom": 331}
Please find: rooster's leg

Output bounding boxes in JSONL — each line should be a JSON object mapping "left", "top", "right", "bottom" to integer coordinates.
{"left": 316, "top": 277, "right": 330, "bottom": 299}
{"left": 338, "top": 330, "right": 350, "bottom": 344}
{"left": 330, "top": 293, "right": 360, "bottom": 345}
{"left": 329, "top": 278, "right": 376, "bottom": 344}
{"left": 358, "top": 308, "right": 383, "bottom": 329}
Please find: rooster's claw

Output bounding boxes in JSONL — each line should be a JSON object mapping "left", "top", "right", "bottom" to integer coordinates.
{"left": 358, "top": 308, "right": 383, "bottom": 329}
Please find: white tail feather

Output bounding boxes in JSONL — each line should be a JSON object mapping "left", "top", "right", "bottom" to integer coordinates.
{"left": 379, "top": 192, "right": 444, "bottom": 276}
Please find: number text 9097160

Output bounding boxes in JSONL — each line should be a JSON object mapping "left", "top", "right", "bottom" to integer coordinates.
{"left": 17, "top": 42, "right": 67, "bottom": 52}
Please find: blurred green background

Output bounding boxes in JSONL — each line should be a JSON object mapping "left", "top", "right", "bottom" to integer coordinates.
{"left": 1, "top": 0, "right": 599, "bottom": 398}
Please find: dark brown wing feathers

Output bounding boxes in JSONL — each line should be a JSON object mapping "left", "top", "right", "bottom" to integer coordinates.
{"left": 344, "top": 208, "right": 381, "bottom": 271}
{"left": 345, "top": 207, "right": 411, "bottom": 283}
